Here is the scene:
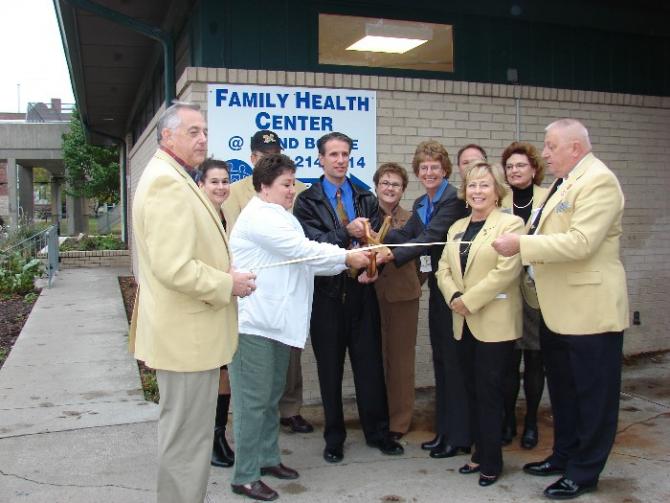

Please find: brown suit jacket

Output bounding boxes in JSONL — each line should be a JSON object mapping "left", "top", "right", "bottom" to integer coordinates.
{"left": 375, "top": 204, "right": 422, "bottom": 303}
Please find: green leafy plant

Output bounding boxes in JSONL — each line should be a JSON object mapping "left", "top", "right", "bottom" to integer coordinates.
{"left": 23, "top": 291, "right": 39, "bottom": 303}
{"left": 0, "top": 253, "right": 44, "bottom": 295}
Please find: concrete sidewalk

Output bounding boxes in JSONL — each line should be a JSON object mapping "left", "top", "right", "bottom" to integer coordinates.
{"left": 1, "top": 268, "right": 669, "bottom": 502}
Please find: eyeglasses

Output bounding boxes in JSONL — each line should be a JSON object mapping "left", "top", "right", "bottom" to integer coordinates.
{"left": 505, "top": 162, "right": 530, "bottom": 171}
{"left": 418, "top": 165, "right": 443, "bottom": 173}
{"left": 378, "top": 181, "right": 403, "bottom": 190}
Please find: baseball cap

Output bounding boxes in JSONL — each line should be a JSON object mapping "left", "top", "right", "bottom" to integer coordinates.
{"left": 250, "top": 130, "right": 283, "bottom": 153}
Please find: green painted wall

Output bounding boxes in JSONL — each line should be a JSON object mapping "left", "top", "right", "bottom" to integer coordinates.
{"left": 187, "top": 0, "right": 669, "bottom": 96}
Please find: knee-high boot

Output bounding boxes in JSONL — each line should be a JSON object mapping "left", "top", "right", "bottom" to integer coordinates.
{"left": 212, "top": 393, "right": 235, "bottom": 467}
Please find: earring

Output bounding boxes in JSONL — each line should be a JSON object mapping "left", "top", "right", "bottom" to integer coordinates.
{"left": 465, "top": 201, "right": 469, "bottom": 209}
{"left": 496, "top": 198, "right": 500, "bottom": 206}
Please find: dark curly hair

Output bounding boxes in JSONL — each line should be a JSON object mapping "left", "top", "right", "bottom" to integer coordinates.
{"left": 500, "top": 141, "right": 545, "bottom": 185}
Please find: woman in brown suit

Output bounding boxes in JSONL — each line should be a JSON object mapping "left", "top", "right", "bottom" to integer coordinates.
{"left": 373, "top": 163, "right": 422, "bottom": 440}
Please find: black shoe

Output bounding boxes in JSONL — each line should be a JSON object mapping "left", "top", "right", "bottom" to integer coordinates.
{"left": 211, "top": 427, "right": 234, "bottom": 467}
{"left": 458, "top": 463, "right": 480, "bottom": 474}
{"left": 523, "top": 460, "right": 564, "bottom": 477}
{"left": 323, "top": 446, "right": 343, "bottom": 463}
{"left": 389, "top": 431, "right": 404, "bottom": 441}
{"left": 430, "top": 443, "right": 471, "bottom": 459}
{"left": 521, "top": 424, "right": 539, "bottom": 449}
{"left": 501, "top": 424, "right": 516, "bottom": 446}
{"left": 367, "top": 436, "right": 404, "bottom": 456}
{"left": 544, "top": 477, "right": 597, "bottom": 499}
{"left": 421, "top": 434, "right": 444, "bottom": 450}
{"left": 479, "top": 473, "right": 499, "bottom": 487}
{"left": 280, "top": 415, "right": 314, "bottom": 433}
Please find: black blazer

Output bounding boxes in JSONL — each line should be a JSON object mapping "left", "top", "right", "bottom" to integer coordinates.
{"left": 385, "top": 183, "right": 467, "bottom": 274}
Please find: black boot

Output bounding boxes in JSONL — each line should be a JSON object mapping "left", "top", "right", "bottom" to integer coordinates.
{"left": 212, "top": 394, "right": 234, "bottom": 467}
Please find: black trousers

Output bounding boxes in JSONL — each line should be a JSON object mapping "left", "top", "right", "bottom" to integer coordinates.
{"left": 310, "top": 278, "right": 389, "bottom": 448}
{"left": 540, "top": 316, "right": 623, "bottom": 485}
{"left": 459, "top": 322, "right": 514, "bottom": 476}
{"left": 428, "top": 276, "right": 471, "bottom": 446}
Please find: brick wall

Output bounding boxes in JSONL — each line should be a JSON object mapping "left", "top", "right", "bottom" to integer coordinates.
{"left": 59, "top": 250, "right": 131, "bottom": 269}
{"left": 128, "top": 67, "right": 670, "bottom": 404}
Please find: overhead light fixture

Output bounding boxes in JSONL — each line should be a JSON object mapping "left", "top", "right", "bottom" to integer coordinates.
{"left": 346, "top": 21, "right": 432, "bottom": 54}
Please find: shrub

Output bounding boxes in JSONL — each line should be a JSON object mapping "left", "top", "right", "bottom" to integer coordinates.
{"left": 0, "top": 253, "right": 44, "bottom": 295}
{"left": 60, "top": 234, "right": 126, "bottom": 251}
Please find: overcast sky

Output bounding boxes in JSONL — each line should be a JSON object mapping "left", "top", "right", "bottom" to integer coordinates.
{"left": 0, "top": 0, "right": 75, "bottom": 113}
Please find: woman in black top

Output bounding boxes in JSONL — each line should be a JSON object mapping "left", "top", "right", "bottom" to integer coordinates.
{"left": 499, "top": 142, "right": 549, "bottom": 449}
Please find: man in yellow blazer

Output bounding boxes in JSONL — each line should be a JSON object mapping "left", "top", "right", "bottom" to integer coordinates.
{"left": 493, "top": 119, "right": 629, "bottom": 500}
{"left": 131, "top": 102, "right": 256, "bottom": 503}
{"left": 222, "top": 129, "right": 313, "bottom": 434}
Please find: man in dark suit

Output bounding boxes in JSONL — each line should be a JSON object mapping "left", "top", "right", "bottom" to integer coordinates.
{"left": 293, "top": 132, "right": 403, "bottom": 463}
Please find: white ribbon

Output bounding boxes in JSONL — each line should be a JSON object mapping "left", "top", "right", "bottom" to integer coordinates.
{"left": 249, "top": 241, "right": 472, "bottom": 272}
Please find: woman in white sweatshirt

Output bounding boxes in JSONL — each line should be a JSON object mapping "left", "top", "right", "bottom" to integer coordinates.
{"left": 228, "top": 153, "right": 370, "bottom": 501}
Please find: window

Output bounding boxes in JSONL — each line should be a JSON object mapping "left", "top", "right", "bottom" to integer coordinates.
{"left": 318, "top": 14, "right": 454, "bottom": 73}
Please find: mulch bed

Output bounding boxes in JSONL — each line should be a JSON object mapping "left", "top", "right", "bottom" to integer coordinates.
{"left": 118, "top": 276, "right": 159, "bottom": 403}
{"left": 0, "top": 291, "right": 40, "bottom": 369}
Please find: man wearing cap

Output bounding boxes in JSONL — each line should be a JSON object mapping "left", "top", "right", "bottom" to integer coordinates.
{"left": 223, "top": 130, "right": 313, "bottom": 434}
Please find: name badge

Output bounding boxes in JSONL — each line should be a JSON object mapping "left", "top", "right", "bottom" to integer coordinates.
{"left": 495, "top": 293, "right": 508, "bottom": 299}
{"left": 420, "top": 255, "right": 432, "bottom": 273}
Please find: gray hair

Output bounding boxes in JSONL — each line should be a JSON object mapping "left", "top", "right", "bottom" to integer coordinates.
{"left": 545, "top": 119, "right": 592, "bottom": 150}
{"left": 156, "top": 101, "right": 201, "bottom": 143}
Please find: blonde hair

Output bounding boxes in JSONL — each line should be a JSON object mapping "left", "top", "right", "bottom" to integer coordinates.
{"left": 458, "top": 161, "right": 509, "bottom": 204}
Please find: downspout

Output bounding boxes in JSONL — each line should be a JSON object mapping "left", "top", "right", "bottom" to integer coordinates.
{"left": 62, "top": 0, "right": 175, "bottom": 103}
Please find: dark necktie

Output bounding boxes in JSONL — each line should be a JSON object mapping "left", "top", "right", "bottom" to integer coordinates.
{"left": 528, "top": 178, "right": 562, "bottom": 235}
{"left": 335, "top": 188, "right": 350, "bottom": 226}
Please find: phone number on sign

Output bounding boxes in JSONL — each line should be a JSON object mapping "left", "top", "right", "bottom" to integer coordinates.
{"left": 294, "top": 156, "right": 366, "bottom": 169}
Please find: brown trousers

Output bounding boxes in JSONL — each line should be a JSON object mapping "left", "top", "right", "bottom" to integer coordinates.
{"left": 378, "top": 296, "right": 420, "bottom": 433}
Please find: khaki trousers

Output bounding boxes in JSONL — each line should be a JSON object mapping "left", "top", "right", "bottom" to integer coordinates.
{"left": 279, "top": 347, "right": 303, "bottom": 418}
{"left": 156, "top": 368, "right": 219, "bottom": 503}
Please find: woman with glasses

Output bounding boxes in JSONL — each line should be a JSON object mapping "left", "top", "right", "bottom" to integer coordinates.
{"left": 382, "top": 141, "right": 470, "bottom": 459}
{"left": 196, "top": 158, "right": 235, "bottom": 468}
{"left": 372, "top": 163, "right": 423, "bottom": 440}
{"left": 436, "top": 161, "right": 524, "bottom": 487}
{"left": 499, "top": 142, "right": 550, "bottom": 449}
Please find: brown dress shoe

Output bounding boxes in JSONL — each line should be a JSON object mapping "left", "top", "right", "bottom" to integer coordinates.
{"left": 231, "top": 480, "right": 278, "bottom": 501}
{"left": 260, "top": 463, "right": 299, "bottom": 480}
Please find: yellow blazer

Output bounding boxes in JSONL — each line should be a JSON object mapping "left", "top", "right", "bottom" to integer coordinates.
{"left": 437, "top": 209, "right": 525, "bottom": 342}
{"left": 223, "top": 175, "right": 307, "bottom": 230}
{"left": 519, "top": 153, "right": 629, "bottom": 335}
{"left": 130, "top": 149, "right": 238, "bottom": 371}
{"left": 501, "top": 184, "right": 549, "bottom": 309}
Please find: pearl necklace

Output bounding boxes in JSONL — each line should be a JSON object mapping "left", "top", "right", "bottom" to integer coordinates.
{"left": 513, "top": 197, "right": 533, "bottom": 209}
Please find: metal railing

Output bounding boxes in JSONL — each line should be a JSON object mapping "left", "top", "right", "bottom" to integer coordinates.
{"left": 0, "top": 225, "right": 59, "bottom": 287}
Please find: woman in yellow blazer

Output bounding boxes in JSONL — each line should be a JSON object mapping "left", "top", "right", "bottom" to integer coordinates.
{"left": 499, "top": 142, "right": 549, "bottom": 450}
{"left": 436, "top": 161, "right": 524, "bottom": 487}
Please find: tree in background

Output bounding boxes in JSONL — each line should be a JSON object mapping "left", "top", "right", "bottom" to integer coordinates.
{"left": 62, "top": 108, "right": 119, "bottom": 206}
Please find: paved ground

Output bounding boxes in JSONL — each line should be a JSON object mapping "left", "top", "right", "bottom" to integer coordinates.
{"left": 0, "top": 267, "right": 668, "bottom": 502}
